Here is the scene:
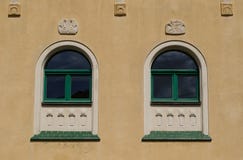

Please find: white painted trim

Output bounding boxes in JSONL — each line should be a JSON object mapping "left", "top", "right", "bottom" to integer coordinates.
{"left": 34, "top": 40, "right": 99, "bottom": 134}
{"left": 144, "top": 40, "right": 209, "bottom": 135}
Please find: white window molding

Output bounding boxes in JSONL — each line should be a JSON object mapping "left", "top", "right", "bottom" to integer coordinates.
{"left": 34, "top": 40, "right": 99, "bottom": 135}
{"left": 144, "top": 40, "right": 209, "bottom": 135}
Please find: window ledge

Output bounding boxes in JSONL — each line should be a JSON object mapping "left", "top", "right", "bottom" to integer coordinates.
{"left": 42, "top": 101, "right": 92, "bottom": 106}
{"left": 142, "top": 131, "right": 211, "bottom": 142}
{"left": 30, "top": 131, "right": 100, "bottom": 142}
{"left": 151, "top": 102, "right": 201, "bottom": 106}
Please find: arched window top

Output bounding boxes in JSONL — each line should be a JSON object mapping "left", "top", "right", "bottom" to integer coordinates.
{"left": 45, "top": 50, "right": 91, "bottom": 70}
{"left": 151, "top": 50, "right": 198, "bottom": 70}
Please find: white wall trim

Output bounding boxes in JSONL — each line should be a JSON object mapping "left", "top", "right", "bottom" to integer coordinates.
{"left": 144, "top": 40, "right": 209, "bottom": 135}
{"left": 34, "top": 40, "right": 99, "bottom": 134}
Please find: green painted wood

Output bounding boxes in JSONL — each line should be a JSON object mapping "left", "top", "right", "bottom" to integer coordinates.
{"left": 43, "top": 68, "right": 92, "bottom": 103}
{"left": 151, "top": 69, "right": 198, "bottom": 74}
{"left": 45, "top": 69, "right": 91, "bottom": 74}
{"left": 142, "top": 131, "right": 211, "bottom": 141}
{"left": 30, "top": 131, "right": 100, "bottom": 141}
{"left": 42, "top": 99, "right": 92, "bottom": 104}
{"left": 151, "top": 98, "right": 199, "bottom": 103}
{"left": 151, "top": 68, "right": 199, "bottom": 103}
{"left": 66, "top": 75, "right": 71, "bottom": 100}
{"left": 173, "top": 73, "right": 178, "bottom": 100}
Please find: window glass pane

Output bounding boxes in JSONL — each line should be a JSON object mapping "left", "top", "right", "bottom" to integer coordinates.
{"left": 178, "top": 75, "right": 197, "bottom": 98}
{"left": 152, "top": 50, "right": 198, "bottom": 69}
{"left": 71, "top": 76, "right": 90, "bottom": 98}
{"left": 46, "top": 75, "right": 65, "bottom": 99}
{"left": 153, "top": 75, "right": 172, "bottom": 98}
{"left": 45, "top": 50, "right": 91, "bottom": 69}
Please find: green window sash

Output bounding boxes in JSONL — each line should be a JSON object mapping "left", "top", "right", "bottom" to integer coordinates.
{"left": 43, "top": 69, "right": 92, "bottom": 104}
{"left": 151, "top": 69, "right": 199, "bottom": 103}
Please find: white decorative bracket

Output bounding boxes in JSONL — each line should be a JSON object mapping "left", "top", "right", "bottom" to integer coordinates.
{"left": 165, "top": 20, "right": 185, "bottom": 35}
{"left": 8, "top": 0, "right": 21, "bottom": 17}
{"left": 58, "top": 19, "right": 78, "bottom": 35}
{"left": 167, "top": 113, "right": 174, "bottom": 126}
{"left": 114, "top": 0, "right": 126, "bottom": 16}
{"left": 189, "top": 113, "right": 197, "bottom": 126}
{"left": 178, "top": 113, "right": 185, "bottom": 126}
{"left": 155, "top": 113, "right": 163, "bottom": 126}
{"left": 220, "top": 0, "right": 233, "bottom": 16}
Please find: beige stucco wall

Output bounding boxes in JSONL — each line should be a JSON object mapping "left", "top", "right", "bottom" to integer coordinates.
{"left": 0, "top": 0, "right": 243, "bottom": 159}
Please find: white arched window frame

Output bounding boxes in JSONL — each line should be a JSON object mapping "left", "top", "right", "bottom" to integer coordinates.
{"left": 143, "top": 41, "right": 211, "bottom": 141}
{"left": 32, "top": 41, "right": 99, "bottom": 141}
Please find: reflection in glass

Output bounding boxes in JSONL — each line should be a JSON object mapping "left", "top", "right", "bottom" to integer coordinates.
{"left": 178, "top": 75, "right": 197, "bottom": 98}
{"left": 152, "top": 50, "right": 198, "bottom": 69}
{"left": 45, "top": 50, "right": 91, "bottom": 69}
{"left": 46, "top": 75, "right": 65, "bottom": 98}
{"left": 153, "top": 75, "right": 172, "bottom": 98}
{"left": 71, "top": 76, "right": 90, "bottom": 98}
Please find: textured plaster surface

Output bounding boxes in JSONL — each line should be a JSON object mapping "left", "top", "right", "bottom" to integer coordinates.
{"left": 0, "top": 0, "right": 243, "bottom": 159}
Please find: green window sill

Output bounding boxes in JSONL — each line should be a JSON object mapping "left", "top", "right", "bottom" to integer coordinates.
{"left": 30, "top": 131, "right": 100, "bottom": 142}
{"left": 151, "top": 98, "right": 200, "bottom": 105}
{"left": 142, "top": 131, "right": 211, "bottom": 142}
{"left": 42, "top": 100, "right": 92, "bottom": 105}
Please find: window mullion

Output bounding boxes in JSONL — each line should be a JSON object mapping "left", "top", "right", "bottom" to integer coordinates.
{"left": 173, "top": 73, "right": 178, "bottom": 100}
{"left": 66, "top": 74, "right": 71, "bottom": 100}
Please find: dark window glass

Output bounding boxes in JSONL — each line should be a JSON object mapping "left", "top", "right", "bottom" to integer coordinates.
{"left": 46, "top": 75, "right": 65, "bottom": 98}
{"left": 45, "top": 50, "right": 91, "bottom": 69}
{"left": 152, "top": 50, "right": 198, "bottom": 69}
{"left": 71, "top": 76, "right": 90, "bottom": 98}
{"left": 178, "top": 75, "right": 197, "bottom": 98}
{"left": 153, "top": 75, "right": 172, "bottom": 98}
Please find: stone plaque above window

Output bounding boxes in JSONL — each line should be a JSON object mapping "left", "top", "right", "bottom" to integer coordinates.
{"left": 165, "top": 20, "right": 185, "bottom": 35}
{"left": 58, "top": 19, "right": 78, "bottom": 35}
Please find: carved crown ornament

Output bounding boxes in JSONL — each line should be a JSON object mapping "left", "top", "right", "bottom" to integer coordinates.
{"left": 58, "top": 19, "right": 78, "bottom": 35}
{"left": 165, "top": 20, "right": 185, "bottom": 35}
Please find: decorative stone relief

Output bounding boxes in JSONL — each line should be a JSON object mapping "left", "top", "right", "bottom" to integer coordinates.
{"left": 155, "top": 113, "right": 163, "bottom": 126}
{"left": 178, "top": 114, "right": 185, "bottom": 126}
{"left": 46, "top": 113, "right": 53, "bottom": 127}
{"left": 167, "top": 113, "right": 174, "bottom": 126}
{"left": 8, "top": 1, "right": 21, "bottom": 17}
{"left": 80, "top": 113, "right": 87, "bottom": 127}
{"left": 114, "top": 0, "right": 126, "bottom": 16}
{"left": 40, "top": 107, "right": 92, "bottom": 131}
{"left": 165, "top": 20, "right": 185, "bottom": 35}
{"left": 151, "top": 108, "right": 201, "bottom": 131}
{"left": 189, "top": 113, "right": 197, "bottom": 126}
{"left": 58, "top": 19, "right": 78, "bottom": 35}
{"left": 57, "top": 113, "right": 65, "bottom": 127}
{"left": 68, "top": 113, "right": 76, "bottom": 127}
{"left": 57, "top": 113, "right": 64, "bottom": 117}
{"left": 68, "top": 113, "right": 75, "bottom": 118}
{"left": 220, "top": 2, "right": 233, "bottom": 16}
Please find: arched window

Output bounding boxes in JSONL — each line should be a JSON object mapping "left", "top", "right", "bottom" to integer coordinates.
{"left": 151, "top": 50, "right": 199, "bottom": 103}
{"left": 44, "top": 50, "right": 92, "bottom": 104}
{"left": 31, "top": 41, "right": 99, "bottom": 141}
{"left": 142, "top": 41, "right": 211, "bottom": 141}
